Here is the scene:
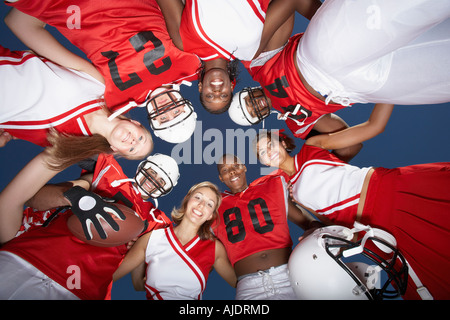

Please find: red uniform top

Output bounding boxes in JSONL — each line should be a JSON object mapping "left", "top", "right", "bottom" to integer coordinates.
{"left": 7, "top": 0, "right": 201, "bottom": 110}
{"left": 1, "top": 154, "right": 170, "bottom": 300}
{"left": 89, "top": 154, "right": 171, "bottom": 230}
{"left": 179, "top": 0, "right": 269, "bottom": 61}
{"left": 244, "top": 34, "right": 346, "bottom": 139}
{"left": 215, "top": 173, "right": 292, "bottom": 266}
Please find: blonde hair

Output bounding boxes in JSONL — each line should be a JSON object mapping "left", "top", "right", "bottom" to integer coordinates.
{"left": 171, "top": 181, "right": 222, "bottom": 240}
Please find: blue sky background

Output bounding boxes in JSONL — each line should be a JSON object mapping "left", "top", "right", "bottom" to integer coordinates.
{"left": 1, "top": 5, "right": 449, "bottom": 300}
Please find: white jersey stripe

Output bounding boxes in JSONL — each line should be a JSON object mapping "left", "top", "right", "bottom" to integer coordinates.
{"left": 191, "top": 0, "right": 229, "bottom": 60}
{"left": 165, "top": 227, "right": 206, "bottom": 294}
{"left": 0, "top": 101, "right": 101, "bottom": 130}
{"left": 249, "top": 0, "right": 266, "bottom": 21}
{"left": 315, "top": 194, "right": 360, "bottom": 216}
{"left": 291, "top": 159, "right": 346, "bottom": 184}
{"left": 76, "top": 117, "right": 89, "bottom": 136}
{"left": 0, "top": 52, "right": 34, "bottom": 64}
{"left": 185, "top": 237, "right": 200, "bottom": 252}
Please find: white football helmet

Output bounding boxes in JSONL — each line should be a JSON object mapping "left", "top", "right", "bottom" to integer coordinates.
{"left": 134, "top": 153, "right": 180, "bottom": 198}
{"left": 288, "top": 223, "right": 408, "bottom": 300}
{"left": 146, "top": 87, "right": 197, "bottom": 144}
{"left": 228, "top": 87, "right": 271, "bottom": 126}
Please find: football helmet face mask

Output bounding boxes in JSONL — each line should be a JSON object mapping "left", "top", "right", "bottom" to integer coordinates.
{"left": 146, "top": 88, "right": 197, "bottom": 143}
{"left": 228, "top": 87, "right": 271, "bottom": 126}
{"left": 288, "top": 223, "right": 409, "bottom": 300}
{"left": 134, "top": 153, "right": 180, "bottom": 198}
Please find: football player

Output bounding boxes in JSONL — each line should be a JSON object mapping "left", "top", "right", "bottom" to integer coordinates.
{"left": 5, "top": 0, "right": 200, "bottom": 143}
{"left": 0, "top": 151, "right": 178, "bottom": 299}
{"left": 215, "top": 153, "right": 319, "bottom": 299}
{"left": 227, "top": 86, "right": 371, "bottom": 162}
{"left": 238, "top": 0, "right": 450, "bottom": 143}
{"left": 254, "top": 129, "right": 450, "bottom": 300}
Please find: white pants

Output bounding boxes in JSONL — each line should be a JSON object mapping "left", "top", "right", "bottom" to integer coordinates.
{"left": 297, "top": 0, "right": 450, "bottom": 106}
{"left": 0, "top": 251, "right": 79, "bottom": 300}
{"left": 235, "top": 264, "right": 296, "bottom": 300}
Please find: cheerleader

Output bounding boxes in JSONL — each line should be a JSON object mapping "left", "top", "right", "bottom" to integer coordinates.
{"left": 113, "top": 181, "right": 237, "bottom": 300}
{"left": 0, "top": 45, "right": 153, "bottom": 168}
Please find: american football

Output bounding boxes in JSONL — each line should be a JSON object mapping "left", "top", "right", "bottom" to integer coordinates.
{"left": 67, "top": 203, "right": 146, "bottom": 247}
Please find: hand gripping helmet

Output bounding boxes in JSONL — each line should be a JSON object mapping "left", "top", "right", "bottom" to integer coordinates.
{"left": 134, "top": 153, "right": 180, "bottom": 198}
{"left": 288, "top": 223, "right": 409, "bottom": 300}
{"left": 146, "top": 86, "right": 197, "bottom": 144}
{"left": 228, "top": 87, "right": 271, "bottom": 126}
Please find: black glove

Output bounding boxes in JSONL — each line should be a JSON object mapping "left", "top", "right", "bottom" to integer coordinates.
{"left": 64, "top": 186, "right": 126, "bottom": 240}
{"left": 76, "top": 156, "right": 98, "bottom": 173}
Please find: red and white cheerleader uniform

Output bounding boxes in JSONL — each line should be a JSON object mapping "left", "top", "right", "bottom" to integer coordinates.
{"left": 144, "top": 225, "right": 215, "bottom": 300}
{"left": 0, "top": 46, "right": 104, "bottom": 146}
{"left": 290, "top": 144, "right": 450, "bottom": 300}
{"left": 179, "top": 0, "right": 270, "bottom": 61}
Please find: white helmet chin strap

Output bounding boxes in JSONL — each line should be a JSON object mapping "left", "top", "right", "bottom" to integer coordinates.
{"left": 110, "top": 179, "right": 166, "bottom": 224}
{"left": 342, "top": 222, "right": 395, "bottom": 258}
{"left": 343, "top": 221, "right": 433, "bottom": 300}
{"left": 149, "top": 206, "right": 166, "bottom": 224}
{"left": 171, "top": 80, "right": 192, "bottom": 91}
{"left": 107, "top": 101, "right": 141, "bottom": 121}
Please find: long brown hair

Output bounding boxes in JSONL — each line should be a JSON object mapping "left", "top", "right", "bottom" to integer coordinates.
{"left": 45, "top": 129, "right": 112, "bottom": 170}
{"left": 44, "top": 106, "right": 152, "bottom": 170}
{"left": 171, "top": 181, "right": 222, "bottom": 241}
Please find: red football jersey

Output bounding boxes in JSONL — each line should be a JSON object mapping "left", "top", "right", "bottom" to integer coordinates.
{"left": 90, "top": 153, "right": 171, "bottom": 230}
{"left": 7, "top": 0, "right": 201, "bottom": 110}
{"left": 1, "top": 212, "right": 126, "bottom": 300}
{"left": 245, "top": 34, "right": 347, "bottom": 139}
{"left": 215, "top": 173, "right": 293, "bottom": 266}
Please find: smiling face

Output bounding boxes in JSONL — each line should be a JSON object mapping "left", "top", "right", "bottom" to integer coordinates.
{"left": 243, "top": 88, "right": 272, "bottom": 120}
{"left": 136, "top": 167, "right": 167, "bottom": 200}
{"left": 199, "top": 68, "right": 234, "bottom": 113}
{"left": 185, "top": 186, "right": 219, "bottom": 226}
{"left": 109, "top": 119, "right": 153, "bottom": 159}
{"left": 256, "top": 135, "right": 288, "bottom": 168}
{"left": 147, "top": 89, "right": 187, "bottom": 126}
{"left": 217, "top": 154, "right": 248, "bottom": 194}
{"left": 134, "top": 153, "right": 179, "bottom": 199}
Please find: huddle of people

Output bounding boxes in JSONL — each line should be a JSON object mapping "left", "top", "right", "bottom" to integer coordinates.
{"left": 0, "top": 0, "right": 449, "bottom": 300}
